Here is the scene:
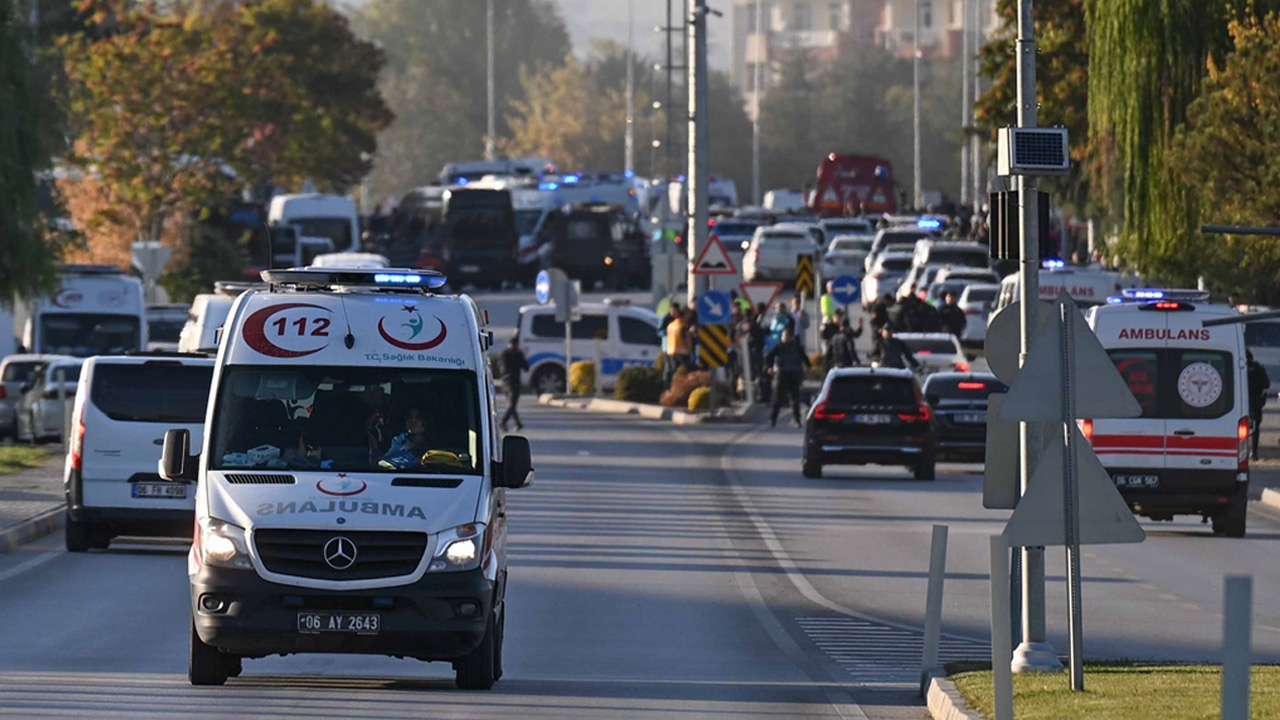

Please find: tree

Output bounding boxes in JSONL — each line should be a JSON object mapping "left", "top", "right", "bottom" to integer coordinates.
{"left": 353, "top": 0, "right": 570, "bottom": 201}
{"left": 1171, "top": 14, "right": 1280, "bottom": 302}
{"left": 1, "top": 1, "right": 59, "bottom": 302}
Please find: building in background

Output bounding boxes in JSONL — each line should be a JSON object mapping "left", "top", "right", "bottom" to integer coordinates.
{"left": 731, "top": 0, "right": 998, "bottom": 118}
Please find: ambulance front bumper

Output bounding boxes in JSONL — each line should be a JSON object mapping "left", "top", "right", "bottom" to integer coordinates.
{"left": 191, "top": 564, "right": 497, "bottom": 660}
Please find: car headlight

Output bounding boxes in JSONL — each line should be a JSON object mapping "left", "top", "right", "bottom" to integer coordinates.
{"left": 428, "top": 522, "right": 486, "bottom": 572}
{"left": 197, "top": 517, "right": 252, "bottom": 570}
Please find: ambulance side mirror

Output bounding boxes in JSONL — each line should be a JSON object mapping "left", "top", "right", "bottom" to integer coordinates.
{"left": 498, "top": 435, "right": 533, "bottom": 489}
{"left": 159, "top": 429, "right": 198, "bottom": 482}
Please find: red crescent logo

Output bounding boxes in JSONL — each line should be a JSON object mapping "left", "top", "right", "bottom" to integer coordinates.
{"left": 242, "top": 303, "right": 331, "bottom": 358}
{"left": 316, "top": 478, "right": 368, "bottom": 496}
{"left": 51, "top": 288, "right": 83, "bottom": 309}
{"left": 378, "top": 316, "right": 447, "bottom": 350}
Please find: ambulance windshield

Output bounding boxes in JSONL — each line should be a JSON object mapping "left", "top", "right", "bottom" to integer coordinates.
{"left": 209, "top": 366, "right": 482, "bottom": 474}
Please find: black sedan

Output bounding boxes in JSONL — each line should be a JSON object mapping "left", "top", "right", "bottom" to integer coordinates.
{"left": 921, "top": 371, "right": 1006, "bottom": 461}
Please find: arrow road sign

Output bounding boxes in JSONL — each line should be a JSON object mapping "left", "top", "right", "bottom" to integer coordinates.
{"left": 830, "top": 274, "right": 860, "bottom": 306}
{"left": 697, "top": 291, "right": 732, "bottom": 325}
{"left": 535, "top": 269, "right": 553, "bottom": 304}
{"left": 692, "top": 234, "right": 738, "bottom": 275}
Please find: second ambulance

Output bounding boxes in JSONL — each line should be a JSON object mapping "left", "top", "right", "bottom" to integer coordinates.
{"left": 1085, "top": 290, "right": 1250, "bottom": 537}
{"left": 159, "top": 267, "right": 532, "bottom": 689}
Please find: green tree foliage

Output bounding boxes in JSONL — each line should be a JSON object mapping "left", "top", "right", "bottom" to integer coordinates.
{"left": 354, "top": 0, "right": 570, "bottom": 201}
{"left": 0, "top": 1, "right": 58, "bottom": 303}
{"left": 977, "top": 0, "right": 1091, "bottom": 212}
{"left": 1171, "top": 14, "right": 1280, "bottom": 302}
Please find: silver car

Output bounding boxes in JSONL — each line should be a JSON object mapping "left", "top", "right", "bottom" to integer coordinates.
{"left": 15, "top": 358, "right": 83, "bottom": 443}
{"left": 0, "top": 354, "right": 63, "bottom": 441}
{"left": 861, "top": 251, "right": 915, "bottom": 308}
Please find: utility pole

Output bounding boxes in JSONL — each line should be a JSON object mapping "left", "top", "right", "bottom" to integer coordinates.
{"left": 972, "top": 0, "right": 984, "bottom": 205}
{"left": 960, "top": 0, "right": 971, "bottom": 206}
{"left": 912, "top": 0, "right": 922, "bottom": 210}
{"left": 686, "top": 0, "right": 709, "bottom": 306}
{"left": 625, "top": 0, "right": 635, "bottom": 175}
{"left": 751, "top": 0, "right": 764, "bottom": 205}
{"left": 1010, "top": 0, "right": 1062, "bottom": 676}
{"left": 485, "top": 0, "right": 496, "bottom": 161}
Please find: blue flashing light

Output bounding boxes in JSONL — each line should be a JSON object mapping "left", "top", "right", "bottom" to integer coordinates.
{"left": 1120, "top": 288, "right": 1210, "bottom": 301}
{"left": 562, "top": 173, "right": 581, "bottom": 184}
{"left": 1123, "top": 289, "right": 1166, "bottom": 300}
{"left": 917, "top": 218, "right": 942, "bottom": 230}
{"left": 538, "top": 181, "right": 560, "bottom": 191}
{"left": 375, "top": 272, "right": 423, "bottom": 284}
{"left": 1042, "top": 258, "right": 1066, "bottom": 270}
{"left": 455, "top": 176, "right": 468, "bottom": 185}
{"left": 624, "top": 169, "right": 635, "bottom": 178}
{"left": 1106, "top": 295, "right": 1125, "bottom": 304}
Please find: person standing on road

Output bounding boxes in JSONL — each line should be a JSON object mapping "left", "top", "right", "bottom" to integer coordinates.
{"left": 870, "top": 293, "right": 892, "bottom": 334}
{"left": 1248, "top": 351, "right": 1270, "bottom": 460}
{"left": 499, "top": 337, "right": 529, "bottom": 432}
{"left": 764, "top": 328, "right": 810, "bottom": 427}
{"left": 827, "top": 314, "right": 863, "bottom": 369}
{"left": 938, "top": 292, "right": 966, "bottom": 340}
{"left": 664, "top": 307, "right": 692, "bottom": 388}
{"left": 873, "top": 327, "right": 919, "bottom": 371}
{"left": 769, "top": 300, "right": 795, "bottom": 350}
{"left": 790, "top": 294, "right": 811, "bottom": 349}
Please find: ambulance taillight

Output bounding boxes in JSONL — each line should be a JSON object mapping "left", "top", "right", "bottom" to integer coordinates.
{"left": 1081, "top": 419, "right": 1093, "bottom": 441}
{"left": 1239, "top": 417, "right": 1250, "bottom": 470}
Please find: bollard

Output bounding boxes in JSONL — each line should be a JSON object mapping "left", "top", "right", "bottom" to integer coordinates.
{"left": 739, "top": 334, "right": 756, "bottom": 405}
{"left": 1222, "top": 575, "right": 1253, "bottom": 720}
{"left": 592, "top": 338, "right": 603, "bottom": 397}
{"left": 989, "top": 535, "right": 1015, "bottom": 720}
{"left": 919, "top": 524, "right": 949, "bottom": 696}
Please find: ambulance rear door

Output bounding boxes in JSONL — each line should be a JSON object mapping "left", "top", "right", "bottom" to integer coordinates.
{"left": 1160, "top": 308, "right": 1243, "bottom": 483}
{"left": 1090, "top": 307, "right": 1167, "bottom": 486}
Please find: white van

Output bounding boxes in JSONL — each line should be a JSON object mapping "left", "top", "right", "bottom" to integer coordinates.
{"left": 158, "top": 267, "right": 531, "bottom": 689}
{"left": 1084, "top": 290, "right": 1250, "bottom": 536}
{"left": 517, "top": 301, "right": 662, "bottom": 394}
{"left": 994, "top": 266, "right": 1137, "bottom": 313}
{"left": 64, "top": 355, "right": 214, "bottom": 551}
{"left": 14, "top": 264, "right": 146, "bottom": 357}
{"left": 267, "top": 194, "right": 360, "bottom": 253}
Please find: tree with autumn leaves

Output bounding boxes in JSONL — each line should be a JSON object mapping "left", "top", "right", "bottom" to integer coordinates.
{"left": 58, "top": 0, "right": 391, "bottom": 268}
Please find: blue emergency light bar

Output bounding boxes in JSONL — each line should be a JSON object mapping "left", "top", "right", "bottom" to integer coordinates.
{"left": 562, "top": 174, "right": 581, "bottom": 184}
{"left": 1120, "top": 288, "right": 1211, "bottom": 301}
{"left": 262, "top": 267, "right": 448, "bottom": 290}
{"left": 538, "top": 181, "right": 559, "bottom": 191}
{"left": 917, "top": 218, "right": 942, "bottom": 230}
{"left": 1042, "top": 258, "right": 1066, "bottom": 269}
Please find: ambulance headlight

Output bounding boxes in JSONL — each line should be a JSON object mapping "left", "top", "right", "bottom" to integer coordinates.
{"left": 429, "top": 523, "right": 486, "bottom": 572}
{"left": 198, "top": 518, "right": 252, "bottom": 570}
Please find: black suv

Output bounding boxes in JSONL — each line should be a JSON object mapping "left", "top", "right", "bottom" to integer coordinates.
{"left": 802, "top": 368, "right": 937, "bottom": 480}
{"left": 921, "top": 372, "right": 1006, "bottom": 461}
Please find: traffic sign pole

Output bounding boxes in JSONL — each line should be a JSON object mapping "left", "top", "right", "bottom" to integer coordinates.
{"left": 1060, "top": 303, "right": 1084, "bottom": 691}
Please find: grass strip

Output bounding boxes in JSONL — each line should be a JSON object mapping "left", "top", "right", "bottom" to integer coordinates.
{"left": 0, "top": 446, "right": 50, "bottom": 476}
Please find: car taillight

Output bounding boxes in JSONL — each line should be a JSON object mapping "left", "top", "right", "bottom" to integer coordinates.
{"left": 954, "top": 361, "right": 970, "bottom": 372}
{"left": 957, "top": 381, "right": 985, "bottom": 390}
{"left": 1081, "top": 419, "right": 1093, "bottom": 441}
{"left": 813, "top": 402, "right": 846, "bottom": 420}
{"left": 1239, "top": 417, "right": 1250, "bottom": 469}
{"left": 899, "top": 403, "right": 932, "bottom": 422}
{"left": 70, "top": 421, "right": 86, "bottom": 471}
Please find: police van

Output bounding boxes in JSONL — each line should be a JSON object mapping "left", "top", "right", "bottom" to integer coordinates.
{"left": 1084, "top": 289, "right": 1250, "bottom": 536}
{"left": 158, "top": 268, "right": 532, "bottom": 689}
{"left": 517, "top": 300, "right": 661, "bottom": 394}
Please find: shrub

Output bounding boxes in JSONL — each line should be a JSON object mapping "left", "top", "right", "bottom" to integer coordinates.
{"left": 615, "top": 365, "right": 664, "bottom": 404}
{"left": 688, "top": 386, "right": 711, "bottom": 412}
{"left": 569, "top": 360, "right": 595, "bottom": 394}
{"left": 660, "top": 369, "right": 708, "bottom": 407}
{"left": 809, "top": 352, "right": 824, "bottom": 368}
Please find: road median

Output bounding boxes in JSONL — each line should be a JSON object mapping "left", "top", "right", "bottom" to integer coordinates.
{"left": 537, "top": 393, "right": 757, "bottom": 424}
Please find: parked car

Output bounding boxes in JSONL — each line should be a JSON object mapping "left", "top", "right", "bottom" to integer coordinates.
{"left": 821, "top": 235, "right": 873, "bottom": 280}
{"left": 0, "top": 354, "right": 62, "bottom": 440}
{"left": 861, "top": 251, "right": 915, "bottom": 308}
{"left": 864, "top": 227, "right": 935, "bottom": 275}
{"left": 912, "top": 240, "right": 990, "bottom": 270}
{"left": 934, "top": 267, "right": 1001, "bottom": 286}
{"left": 897, "top": 264, "right": 948, "bottom": 300}
{"left": 802, "top": 367, "right": 937, "bottom": 480}
{"left": 819, "top": 218, "right": 876, "bottom": 246}
{"left": 743, "top": 224, "right": 821, "bottom": 284}
{"left": 63, "top": 354, "right": 215, "bottom": 551}
{"left": 15, "top": 357, "right": 83, "bottom": 443}
{"left": 146, "top": 304, "right": 190, "bottom": 352}
{"left": 958, "top": 283, "right": 1000, "bottom": 346}
{"left": 894, "top": 332, "right": 969, "bottom": 374}
{"left": 922, "top": 372, "right": 1007, "bottom": 461}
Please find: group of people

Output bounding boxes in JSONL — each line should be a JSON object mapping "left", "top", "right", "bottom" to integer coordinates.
{"left": 866, "top": 288, "right": 966, "bottom": 339}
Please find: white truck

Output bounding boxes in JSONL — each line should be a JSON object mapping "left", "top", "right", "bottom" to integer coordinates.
{"left": 13, "top": 265, "right": 147, "bottom": 357}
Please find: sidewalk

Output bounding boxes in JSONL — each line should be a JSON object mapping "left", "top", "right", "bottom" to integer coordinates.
{"left": 0, "top": 447, "right": 65, "bottom": 553}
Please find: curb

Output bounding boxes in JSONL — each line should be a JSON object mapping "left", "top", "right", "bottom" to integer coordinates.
{"left": 0, "top": 504, "right": 64, "bottom": 554}
{"left": 537, "top": 394, "right": 755, "bottom": 424}
{"left": 924, "top": 672, "right": 987, "bottom": 720}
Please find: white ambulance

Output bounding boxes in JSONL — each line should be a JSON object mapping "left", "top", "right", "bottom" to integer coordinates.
{"left": 1084, "top": 289, "right": 1250, "bottom": 536}
{"left": 158, "top": 267, "right": 532, "bottom": 689}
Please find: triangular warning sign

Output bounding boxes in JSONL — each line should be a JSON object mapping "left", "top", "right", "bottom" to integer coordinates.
{"left": 822, "top": 187, "right": 839, "bottom": 204}
{"left": 739, "top": 281, "right": 782, "bottom": 310}
{"left": 692, "top": 234, "right": 738, "bottom": 275}
{"left": 999, "top": 294, "right": 1142, "bottom": 423}
{"left": 1003, "top": 425, "right": 1146, "bottom": 547}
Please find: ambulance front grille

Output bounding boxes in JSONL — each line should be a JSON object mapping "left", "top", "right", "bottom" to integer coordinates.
{"left": 225, "top": 474, "right": 296, "bottom": 485}
{"left": 391, "top": 476, "right": 463, "bottom": 488}
{"left": 254, "top": 529, "right": 428, "bottom": 581}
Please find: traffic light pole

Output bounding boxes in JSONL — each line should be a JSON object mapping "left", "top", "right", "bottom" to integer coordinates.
{"left": 1011, "top": 0, "right": 1063, "bottom": 676}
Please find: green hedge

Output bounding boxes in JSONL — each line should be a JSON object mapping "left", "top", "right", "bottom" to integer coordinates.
{"left": 615, "top": 365, "right": 664, "bottom": 404}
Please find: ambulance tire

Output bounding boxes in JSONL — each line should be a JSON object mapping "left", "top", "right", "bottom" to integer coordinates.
{"left": 1215, "top": 501, "right": 1247, "bottom": 538}
{"left": 455, "top": 613, "right": 497, "bottom": 690}
{"left": 189, "top": 621, "right": 230, "bottom": 686}
{"left": 914, "top": 449, "right": 936, "bottom": 481}
{"left": 65, "top": 515, "right": 92, "bottom": 553}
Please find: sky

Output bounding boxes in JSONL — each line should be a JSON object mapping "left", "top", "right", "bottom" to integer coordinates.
{"left": 556, "top": 0, "right": 732, "bottom": 70}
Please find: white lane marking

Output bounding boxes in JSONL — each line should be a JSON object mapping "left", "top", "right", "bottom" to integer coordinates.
{"left": 0, "top": 550, "right": 60, "bottom": 584}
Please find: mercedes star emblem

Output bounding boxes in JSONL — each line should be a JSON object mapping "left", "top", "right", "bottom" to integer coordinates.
{"left": 323, "top": 536, "right": 357, "bottom": 570}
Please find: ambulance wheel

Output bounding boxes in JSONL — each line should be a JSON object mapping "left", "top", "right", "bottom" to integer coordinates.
{"left": 802, "top": 459, "right": 823, "bottom": 479}
{"left": 455, "top": 613, "right": 497, "bottom": 690}
{"left": 189, "top": 621, "right": 230, "bottom": 686}
{"left": 531, "top": 366, "right": 566, "bottom": 395}
{"left": 65, "top": 514, "right": 92, "bottom": 553}
{"left": 914, "top": 449, "right": 936, "bottom": 481}
{"left": 1214, "top": 501, "right": 1247, "bottom": 538}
